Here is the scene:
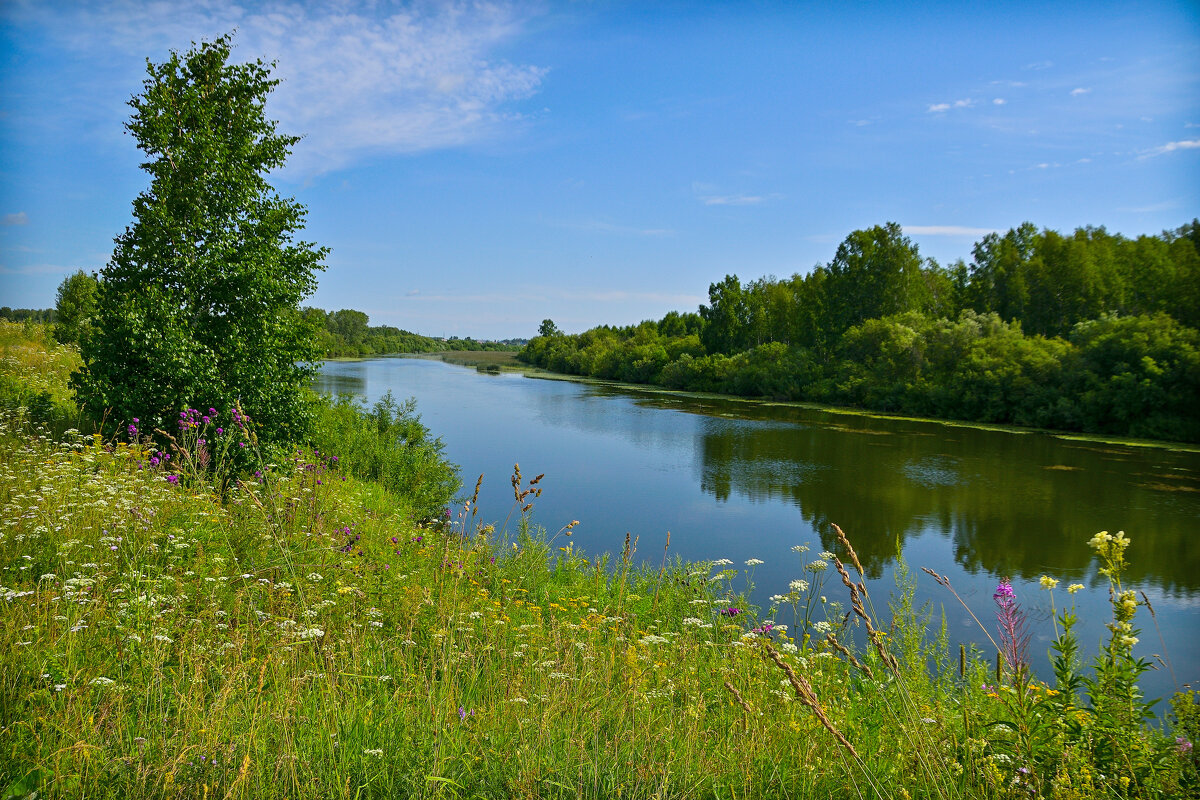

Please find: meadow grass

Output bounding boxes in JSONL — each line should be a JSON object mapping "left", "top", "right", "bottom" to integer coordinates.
{"left": 0, "top": 323, "right": 1195, "bottom": 799}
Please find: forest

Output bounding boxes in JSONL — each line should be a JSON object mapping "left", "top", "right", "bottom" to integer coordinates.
{"left": 521, "top": 221, "right": 1200, "bottom": 442}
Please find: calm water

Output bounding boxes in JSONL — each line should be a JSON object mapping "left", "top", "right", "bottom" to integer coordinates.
{"left": 315, "top": 356, "right": 1200, "bottom": 705}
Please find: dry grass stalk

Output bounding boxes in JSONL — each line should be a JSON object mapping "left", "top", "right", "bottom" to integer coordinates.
{"left": 832, "top": 523, "right": 865, "bottom": 577}
{"left": 921, "top": 567, "right": 1001, "bottom": 654}
{"left": 764, "top": 646, "right": 859, "bottom": 759}
{"left": 824, "top": 633, "right": 874, "bottom": 679}
{"left": 835, "top": 556, "right": 898, "bottom": 672}
{"left": 723, "top": 680, "right": 753, "bottom": 729}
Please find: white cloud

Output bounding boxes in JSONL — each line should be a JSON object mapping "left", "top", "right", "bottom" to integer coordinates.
{"left": 927, "top": 99, "right": 973, "bottom": 113}
{"left": 1118, "top": 200, "right": 1178, "bottom": 213}
{"left": 1070, "top": 87, "right": 1090, "bottom": 96}
{"left": 992, "top": 98, "right": 1006, "bottom": 105}
{"left": 693, "top": 183, "right": 781, "bottom": 206}
{"left": 2, "top": 212, "right": 28, "bottom": 226}
{"left": 553, "top": 289, "right": 705, "bottom": 305}
{"left": 18, "top": 1, "right": 549, "bottom": 175}
{"left": 701, "top": 194, "right": 765, "bottom": 206}
{"left": 0, "top": 263, "right": 76, "bottom": 275}
{"left": 1139, "top": 139, "right": 1200, "bottom": 158}
{"left": 904, "top": 225, "right": 1000, "bottom": 237}
{"left": 555, "top": 219, "right": 675, "bottom": 236}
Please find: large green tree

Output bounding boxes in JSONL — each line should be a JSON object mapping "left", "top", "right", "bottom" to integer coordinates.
{"left": 73, "top": 35, "right": 327, "bottom": 445}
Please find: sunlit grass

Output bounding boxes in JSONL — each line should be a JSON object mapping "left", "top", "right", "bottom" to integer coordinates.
{"left": 0, "top": 323, "right": 1195, "bottom": 799}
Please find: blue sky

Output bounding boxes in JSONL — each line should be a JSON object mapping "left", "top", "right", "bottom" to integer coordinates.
{"left": 1, "top": 1, "right": 1198, "bottom": 339}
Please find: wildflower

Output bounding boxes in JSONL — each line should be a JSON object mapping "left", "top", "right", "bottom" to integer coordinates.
{"left": 1038, "top": 575, "right": 1058, "bottom": 590}
{"left": 718, "top": 607, "right": 741, "bottom": 617}
{"left": 711, "top": 559, "right": 733, "bottom": 567}
{"left": 789, "top": 579, "right": 809, "bottom": 593}
{"left": 806, "top": 559, "right": 828, "bottom": 572}
{"left": 813, "top": 621, "right": 832, "bottom": 633}
{"left": 744, "top": 558, "right": 764, "bottom": 566}
{"left": 364, "top": 749, "right": 383, "bottom": 757}
{"left": 458, "top": 706, "right": 473, "bottom": 722}
{"left": 1067, "top": 583, "right": 1084, "bottom": 594}
{"left": 166, "top": 475, "right": 179, "bottom": 485}
{"left": 791, "top": 545, "right": 810, "bottom": 553}
{"left": 993, "top": 579, "right": 1029, "bottom": 676}
{"left": 819, "top": 551, "right": 835, "bottom": 560}
{"left": 1179, "top": 737, "right": 1193, "bottom": 754}
{"left": 89, "top": 677, "right": 115, "bottom": 686}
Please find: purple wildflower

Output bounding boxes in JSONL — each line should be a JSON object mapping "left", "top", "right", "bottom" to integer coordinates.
{"left": 1179, "top": 737, "right": 1193, "bottom": 754}
{"left": 458, "top": 706, "right": 473, "bottom": 722}
{"left": 166, "top": 475, "right": 179, "bottom": 485}
{"left": 994, "top": 578, "right": 1030, "bottom": 677}
{"left": 719, "top": 607, "right": 741, "bottom": 617}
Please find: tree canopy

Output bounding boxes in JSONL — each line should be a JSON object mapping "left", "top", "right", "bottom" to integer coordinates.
{"left": 73, "top": 34, "right": 327, "bottom": 446}
{"left": 521, "top": 220, "right": 1200, "bottom": 442}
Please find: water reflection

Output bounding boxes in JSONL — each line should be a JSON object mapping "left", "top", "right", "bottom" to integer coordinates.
{"left": 628, "top": 390, "right": 1200, "bottom": 593}
{"left": 314, "top": 358, "right": 1200, "bottom": 704}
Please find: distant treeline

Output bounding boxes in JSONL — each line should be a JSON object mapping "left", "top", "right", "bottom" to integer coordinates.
{"left": 305, "top": 308, "right": 523, "bottom": 357}
{"left": 10, "top": 290, "right": 523, "bottom": 359}
{"left": 521, "top": 221, "right": 1200, "bottom": 442}
{"left": 0, "top": 308, "right": 55, "bottom": 323}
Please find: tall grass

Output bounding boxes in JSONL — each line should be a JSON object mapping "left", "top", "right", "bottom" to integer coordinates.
{"left": 0, "top": 323, "right": 1195, "bottom": 799}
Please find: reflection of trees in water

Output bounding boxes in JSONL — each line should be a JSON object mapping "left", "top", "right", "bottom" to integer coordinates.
{"left": 695, "top": 409, "right": 1200, "bottom": 592}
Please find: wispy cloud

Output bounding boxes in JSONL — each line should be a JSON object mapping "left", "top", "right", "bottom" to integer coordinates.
{"left": 553, "top": 289, "right": 705, "bottom": 305}
{"left": 2, "top": 212, "right": 28, "bottom": 226}
{"left": 1070, "top": 87, "right": 1091, "bottom": 96}
{"left": 992, "top": 98, "right": 1006, "bottom": 105}
{"left": 16, "top": 1, "right": 549, "bottom": 175}
{"left": 0, "top": 262, "right": 75, "bottom": 275}
{"left": 554, "top": 219, "right": 675, "bottom": 236}
{"left": 692, "top": 183, "right": 782, "bottom": 206}
{"left": 927, "top": 98, "right": 974, "bottom": 113}
{"left": 904, "top": 225, "right": 1000, "bottom": 237}
{"left": 1138, "top": 139, "right": 1200, "bottom": 158}
{"left": 1117, "top": 200, "right": 1178, "bottom": 213}
{"left": 701, "top": 194, "right": 767, "bottom": 206}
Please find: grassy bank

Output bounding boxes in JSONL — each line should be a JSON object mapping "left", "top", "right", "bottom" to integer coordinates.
{"left": 1, "top": 324, "right": 1196, "bottom": 799}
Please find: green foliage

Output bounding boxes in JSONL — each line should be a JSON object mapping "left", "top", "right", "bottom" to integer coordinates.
{"left": 307, "top": 390, "right": 461, "bottom": 520}
{"left": 0, "top": 394, "right": 1193, "bottom": 797}
{"left": 51, "top": 270, "right": 97, "bottom": 347}
{"left": 307, "top": 306, "right": 519, "bottom": 358}
{"left": 72, "top": 34, "right": 326, "bottom": 448}
{"left": 520, "top": 219, "right": 1200, "bottom": 442}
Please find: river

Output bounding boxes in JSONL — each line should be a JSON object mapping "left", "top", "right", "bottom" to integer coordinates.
{"left": 314, "top": 356, "right": 1200, "bottom": 708}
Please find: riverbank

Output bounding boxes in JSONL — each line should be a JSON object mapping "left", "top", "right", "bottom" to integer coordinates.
{"left": 2, "top": 325, "right": 1196, "bottom": 799}
{"left": 512, "top": 362, "right": 1200, "bottom": 454}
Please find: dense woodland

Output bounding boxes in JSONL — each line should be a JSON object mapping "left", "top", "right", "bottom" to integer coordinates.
{"left": 521, "top": 221, "right": 1200, "bottom": 442}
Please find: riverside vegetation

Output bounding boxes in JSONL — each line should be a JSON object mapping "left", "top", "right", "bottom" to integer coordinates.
{"left": 520, "top": 221, "right": 1200, "bottom": 444}
{"left": 3, "top": 323, "right": 1198, "bottom": 799}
